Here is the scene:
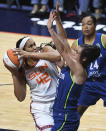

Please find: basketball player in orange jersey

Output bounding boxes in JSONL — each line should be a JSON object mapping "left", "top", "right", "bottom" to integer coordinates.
{"left": 4, "top": 37, "right": 64, "bottom": 131}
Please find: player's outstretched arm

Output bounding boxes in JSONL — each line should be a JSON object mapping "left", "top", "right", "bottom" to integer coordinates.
{"left": 54, "top": 2, "right": 67, "bottom": 39}
{"left": 47, "top": 11, "right": 78, "bottom": 74}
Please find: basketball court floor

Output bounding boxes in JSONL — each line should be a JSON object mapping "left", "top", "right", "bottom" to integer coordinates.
{"left": 0, "top": 5, "right": 106, "bottom": 131}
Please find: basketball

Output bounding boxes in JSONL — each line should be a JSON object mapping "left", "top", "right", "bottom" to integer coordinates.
{"left": 3, "top": 48, "right": 23, "bottom": 69}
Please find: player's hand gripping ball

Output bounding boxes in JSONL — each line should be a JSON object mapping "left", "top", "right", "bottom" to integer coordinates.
{"left": 3, "top": 48, "right": 23, "bottom": 69}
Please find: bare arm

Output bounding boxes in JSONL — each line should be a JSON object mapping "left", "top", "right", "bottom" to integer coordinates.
{"left": 12, "top": 71, "right": 26, "bottom": 102}
{"left": 47, "top": 11, "right": 79, "bottom": 74}
{"left": 37, "top": 45, "right": 61, "bottom": 62}
{"left": 4, "top": 64, "right": 26, "bottom": 102}
{"left": 14, "top": 46, "right": 61, "bottom": 63}
{"left": 47, "top": 11, "right": 87, "bottom": 84}
{"left": 54, "top": 3, "right": 67, "bottom": 39}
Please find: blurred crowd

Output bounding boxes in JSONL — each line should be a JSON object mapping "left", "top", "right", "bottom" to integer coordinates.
{"left": 29, "top": 0, "right": 105, "bottom": 19}
{"left": 1, "top": 0, "right": 106, "bottom": 20}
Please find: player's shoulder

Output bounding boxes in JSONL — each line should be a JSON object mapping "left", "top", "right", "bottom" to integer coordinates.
{"left": 101, "top": 34, "right": 106, "bottom": 48}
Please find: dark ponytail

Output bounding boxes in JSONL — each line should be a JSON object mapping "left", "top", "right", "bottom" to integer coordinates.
{"left": 80, "top": 44, "right": 100, "bottom": 68}
{"left": 38, "top": 41, "right": 56, "bottom": 50}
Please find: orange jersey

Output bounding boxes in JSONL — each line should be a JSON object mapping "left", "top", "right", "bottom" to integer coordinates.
{"left": 25, "top": 59, "right": 58, "bottom": 102}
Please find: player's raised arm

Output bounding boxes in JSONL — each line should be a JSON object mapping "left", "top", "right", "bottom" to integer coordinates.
{"left": 47, "top": 11, "right": 80, "bottom": 75}
{"left": 54, "top": 2, "right": 67, "bottom": 39}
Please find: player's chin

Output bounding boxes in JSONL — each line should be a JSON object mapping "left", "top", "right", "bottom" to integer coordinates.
{"left": 83, "top": 31, "right": 90, "bottom": 36}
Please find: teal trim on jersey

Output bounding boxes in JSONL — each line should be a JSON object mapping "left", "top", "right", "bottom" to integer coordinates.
{"left": 64, "top": 72, "right": 75, "bottom": 109}
{"left": 57, "top": 113, "right": 68, "bottom": 131}
{"left": 70, "top": 71, "right": 74, "bottom": 83}
{"left": 101, "top": 34, "right": 106, "bottom": 49}
{"left": 76, "top": 39, "right": 79, "bottom": 47}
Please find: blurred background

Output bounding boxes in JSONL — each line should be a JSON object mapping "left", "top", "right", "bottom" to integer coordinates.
{"left": 0, "top": 0, "right": 106, "bottom": 39}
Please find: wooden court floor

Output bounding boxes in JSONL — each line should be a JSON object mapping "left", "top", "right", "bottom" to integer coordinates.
{"left": 0, "top": 32, "right": 106, "bottom": 131}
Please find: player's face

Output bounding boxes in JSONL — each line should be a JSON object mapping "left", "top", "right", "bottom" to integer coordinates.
{"left": 24, "top": 39, "right": 38, "bottom": 52}
{"left": 82, "top": 16, "right": 96, "bottom": 36}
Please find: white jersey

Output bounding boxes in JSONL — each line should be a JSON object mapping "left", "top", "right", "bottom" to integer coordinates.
{"left": 25, "top": 59, "right": 58, "bottom": 102}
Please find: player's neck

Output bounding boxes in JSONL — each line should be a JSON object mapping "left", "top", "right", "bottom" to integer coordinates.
{"left": 84, "top": 33, "right": 96, "bottom": 45}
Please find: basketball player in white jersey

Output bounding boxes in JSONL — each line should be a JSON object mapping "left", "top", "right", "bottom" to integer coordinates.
{"left": 4, "top": 37, "right": 64, "bottom": 131}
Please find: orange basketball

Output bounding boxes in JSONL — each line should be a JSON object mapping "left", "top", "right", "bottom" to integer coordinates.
{"left": 3, "top": 48, "right": 23, "bottom": 69}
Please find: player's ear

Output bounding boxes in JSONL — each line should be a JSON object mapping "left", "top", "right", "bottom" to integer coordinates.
{"left": 82, "top": 57, "right": 87, "bottom": 62}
